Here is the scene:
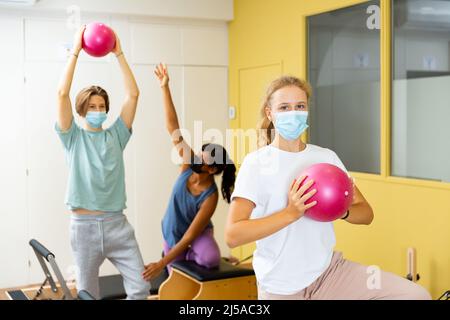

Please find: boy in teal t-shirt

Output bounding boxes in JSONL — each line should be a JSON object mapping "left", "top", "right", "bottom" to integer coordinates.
{"left": 55, "top": 25, "right": 149, "bottom": 299}
{"left": 55, "top": 116, "right": 130, "bottom": 212}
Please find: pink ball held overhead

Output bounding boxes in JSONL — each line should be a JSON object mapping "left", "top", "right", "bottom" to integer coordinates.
{"left": 82, "top": 22, "right": 116, "bottom": 58}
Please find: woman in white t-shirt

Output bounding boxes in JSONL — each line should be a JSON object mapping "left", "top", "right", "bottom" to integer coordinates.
{"left": 225, "top": 76, "right": 431, "bottom": 300}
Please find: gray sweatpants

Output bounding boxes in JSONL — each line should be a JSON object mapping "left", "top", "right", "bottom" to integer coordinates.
{"left": 258, "top": 251, "right": 432, "bottom": 300}
{"left": 70, "top": 212, "right": 150, "bottom": 300}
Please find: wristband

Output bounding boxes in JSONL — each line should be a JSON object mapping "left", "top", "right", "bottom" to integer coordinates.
{"left": 341, "top": 210, "right": 350, "bottom": 220}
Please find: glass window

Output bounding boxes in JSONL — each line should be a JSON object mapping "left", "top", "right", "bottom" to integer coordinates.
{"left": 308, "top": 1, "right": 381, "bottom": 174}
{"left": 392, "top": 0, "right": 450, "bottom": 182}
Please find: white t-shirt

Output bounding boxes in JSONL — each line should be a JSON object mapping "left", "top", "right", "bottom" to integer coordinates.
{"left": 231, "top": 144, "right": 348, "bottom": 295}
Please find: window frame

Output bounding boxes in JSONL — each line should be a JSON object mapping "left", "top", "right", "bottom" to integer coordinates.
{"left": 302, "top": 0, "right": 450, "bottom": 191}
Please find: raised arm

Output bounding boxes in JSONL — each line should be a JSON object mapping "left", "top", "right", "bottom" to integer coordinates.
{"left": 155, "top": 63, "right": 194, "bottom": 171}
{"left": 113, "top": 33, "right": 139, "bottom": 129}
{"left": 142, "top": 192, "right": 219, "bottom": 281}
{"left": 57, "top": 25, "right": 85, "bottom": 131}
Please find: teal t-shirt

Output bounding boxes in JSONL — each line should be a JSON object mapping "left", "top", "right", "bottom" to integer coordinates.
{"left": 55, "top": 117, "right": 132, "bottom": 211}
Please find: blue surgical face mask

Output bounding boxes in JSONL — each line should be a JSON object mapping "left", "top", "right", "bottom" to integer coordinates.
{"left": 273, "top": 110, "right": 309, "bottom": 141}
{"left": 86, "top": 111, "right": 107, "bottom": 129}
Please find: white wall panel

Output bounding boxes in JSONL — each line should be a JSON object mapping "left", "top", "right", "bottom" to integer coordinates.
{"left": 182, "top": 26, "right": 228, "bottom": 66}
{"left": 24, "top": 61, "right": 74, "bottom": 283}
{"left": 0, "top": 17, "right": 29, "bottom": 288}
{"left": 131, "top": 23, "right": 182, "bottom": 65}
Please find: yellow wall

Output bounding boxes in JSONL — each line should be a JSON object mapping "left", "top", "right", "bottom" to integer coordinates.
{"left": 229, "top": 0, "right": 449, "bottom": 299}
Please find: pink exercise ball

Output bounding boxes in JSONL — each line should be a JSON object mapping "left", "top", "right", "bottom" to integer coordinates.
{"left": 298, "top": 163, "right": 353, "bottom": 222}
{"left": 82, "top": 22, "right": 116, "bottom": 57}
